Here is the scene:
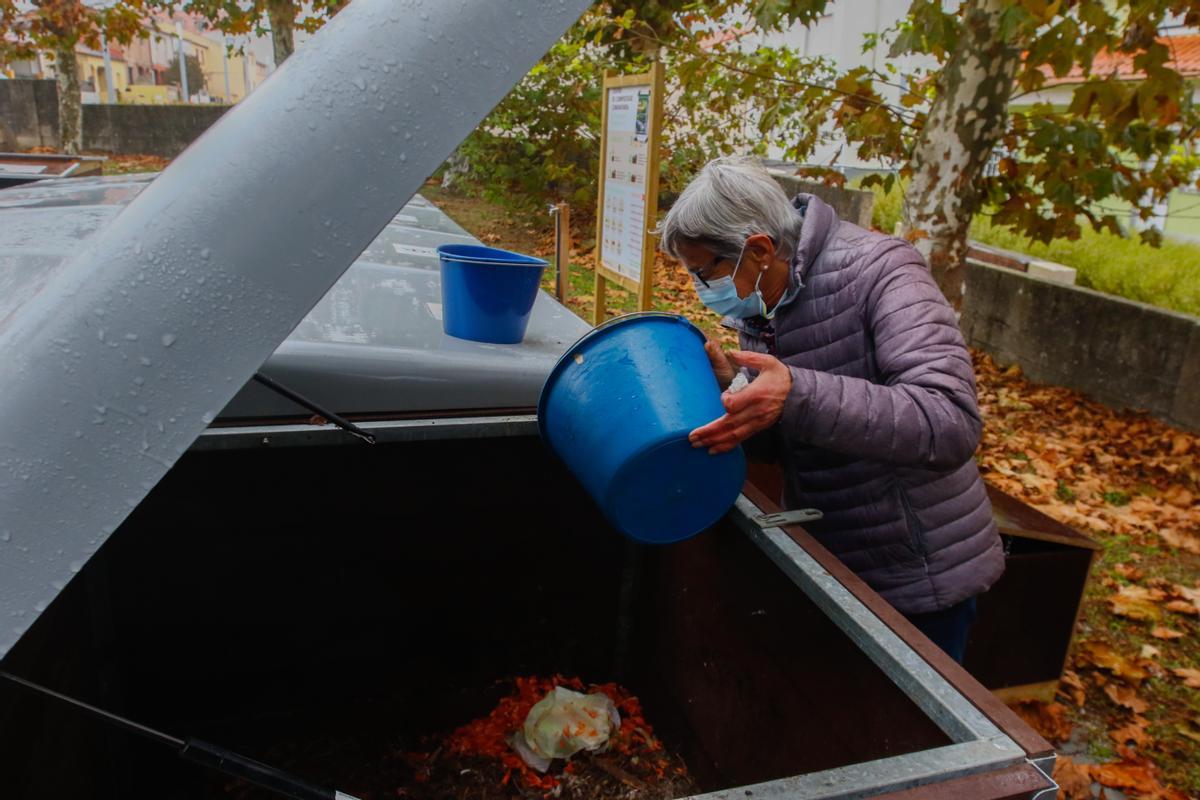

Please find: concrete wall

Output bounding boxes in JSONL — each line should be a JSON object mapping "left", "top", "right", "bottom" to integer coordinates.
{"left": 82, "top": 103, "right": 229, "bottom": 156}
{"left": 0, "top": 79, "right": 228, "bottom": 157}
{"left": 0, "top": 80, "right": 60, "bottom": 150}
{"left": 962, "top": 261, "right": 1200, "bottom": 432}
{"left": 768, "top": 171, "right": 875, "bottom": 229}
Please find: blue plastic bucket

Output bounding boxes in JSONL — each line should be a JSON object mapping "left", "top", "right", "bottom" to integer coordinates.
{"left": 538, "top": 312, "right": 747, "bottom": 544}
{"left": 436, "top": 243, "right": 549, "bottom": 344}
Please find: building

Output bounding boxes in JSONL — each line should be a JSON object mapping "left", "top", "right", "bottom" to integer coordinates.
{"left": 76, "top": 42, "right": 131, "bottom": 103}
{"left": 2, "top": 10, "right": 273, "bottom": 106}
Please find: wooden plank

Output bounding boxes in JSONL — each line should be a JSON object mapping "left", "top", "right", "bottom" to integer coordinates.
{"left": 554, "top": 202, "right": 570, "bottom": 303}
{"left": 592, "top": 68, "right": 614, "bottom": 327}
{"left": 636, "top": 60, "right": 665, "bottom": 313}
{"left": 986, "top": 482, "right": 1102, "bottom": 550}
{"left": 877, "top": 762, "right": 1055, "bottom": 800}
{"left": 739, "top": 480, "right": 1057, "bottom": 759}
{"left": 596, "top": 263, "right": 640, "bottom": 293}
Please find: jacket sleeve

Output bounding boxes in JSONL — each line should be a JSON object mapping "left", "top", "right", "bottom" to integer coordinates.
{"left": 778, "top": 250, "right": 983, "bottom": 469}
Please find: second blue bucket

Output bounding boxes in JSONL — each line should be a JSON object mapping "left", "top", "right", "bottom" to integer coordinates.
{"left": 437, "top": 243, "right": 549, "bottom": 344}
{"left": 538, "top": 312, "right": 746, "bottom": 544}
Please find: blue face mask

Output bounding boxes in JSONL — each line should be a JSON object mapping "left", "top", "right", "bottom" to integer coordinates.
{"left": 692, "top": 241, "right": 778, "bottom": 319}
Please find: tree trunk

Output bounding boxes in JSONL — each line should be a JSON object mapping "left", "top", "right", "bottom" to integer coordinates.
{"left": 900, "top": 0, "right": 1023, "bottom": 309}
{"left": 54, "top": 45, "right": 82, "bottom": 155}
{"left": 266, "top": 0, "right": 296, "bottom": 65}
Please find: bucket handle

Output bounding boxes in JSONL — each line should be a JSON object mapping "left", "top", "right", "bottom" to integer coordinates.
{"left": 755, "top": 508, "right": 823, "bottom": 527}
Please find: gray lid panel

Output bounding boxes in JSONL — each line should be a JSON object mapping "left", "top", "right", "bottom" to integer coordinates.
{"left": 0, "top": 0, "right": 593, "bottom": 659}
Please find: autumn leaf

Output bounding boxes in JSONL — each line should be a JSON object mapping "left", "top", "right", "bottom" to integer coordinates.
{"left": 1162, "top": 486, "right": 1195, "bottom": 509}
{"left": 1113, "top": 563, "right": 1145, "bottom": 582}
{"left": 1075, "top": 641, "right": 1150, "bottom": 684}
{"left": 1009, "top": 700, "right": 1072, "bottom": 742}
{"left": 1159, "top": 529, "right": 1200, "bottom": 555}
{"left": 1108, "top": 584, "right": 1164, "bottom": 622}
{"left": 1053, "top": 756, "right": 1092, "bottom": 800}
{"left": 1150, "top": 626, "right": 1185, "bottom": 640}
{"left": 1172, "top": 668, "right": 1200, "bottom": 688}
{"left": 1165, "top": 600, "right": 1199, "bottom": 617}
{"left": 1089, "top": 761, "right": 1184, "bottom": 798}
{"left": 1104, "top": 683, "right": 1149, "bottom": 714}
{"left": 1058, "top": 670, "right": 1086, "bottom": 707}
{"left": 1110, "top": 716, "right": 1153, "bottom": 752}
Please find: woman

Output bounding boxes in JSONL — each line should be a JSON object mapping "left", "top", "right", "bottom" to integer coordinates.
{"left": 658, "top": 157, "right": 1004, "bottom": 664}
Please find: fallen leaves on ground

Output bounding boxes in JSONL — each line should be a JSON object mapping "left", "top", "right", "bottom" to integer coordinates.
{"left": 974, "top": 353, "right": 1198, "bottom": 795}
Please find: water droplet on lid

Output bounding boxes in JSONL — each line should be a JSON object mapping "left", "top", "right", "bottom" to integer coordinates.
{"left": 201, "top": 411, "right": 215, "bottom": 424}
{"left": 69, "top": 561, "right": 83, "bottom": 574}
{"left": 124, "top": 333, "right": 138, "bottom": 341}
{"left": 139, "top": 356, "right": 152, "bottom": 366}
{"left": 352, "top": 76, "right": 367, "bottom": 91}
{"left": 161, "top": 333, "right": 177, "bottom": 347}
{"left": 199, "top": 247, "right": 211, "bottom": 260}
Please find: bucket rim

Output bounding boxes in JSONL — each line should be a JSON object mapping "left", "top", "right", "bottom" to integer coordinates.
{"left": 436, "top": 243, "right": 549, "bottom": 268}
{"left": 536, "top": 311, "right": 706, "bottom": 441}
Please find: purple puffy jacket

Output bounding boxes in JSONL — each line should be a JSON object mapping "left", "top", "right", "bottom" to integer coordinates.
{"left": 728, "top": 194, "right": 1004, "bottom": 615}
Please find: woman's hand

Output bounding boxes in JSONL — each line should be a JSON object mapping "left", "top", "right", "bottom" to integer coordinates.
{"left": 704, "top": 340, "right": 738, "bottom": 390}
{"left": 689, "top": 351, "right": 792, "bottom": 455}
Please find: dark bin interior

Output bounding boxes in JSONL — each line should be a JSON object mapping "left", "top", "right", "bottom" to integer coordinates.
{"left": 1, "top": 435, "right": 951, "bottom": 799}
{"left": 964, "top": 488, "right": 1098, "bottom": 693}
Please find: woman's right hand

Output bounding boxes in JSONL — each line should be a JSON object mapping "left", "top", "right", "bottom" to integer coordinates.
{"left": 704, "top": 340, "right": 738, "bottom": 390}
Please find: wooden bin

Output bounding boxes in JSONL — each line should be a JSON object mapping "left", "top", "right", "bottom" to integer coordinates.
{"left": 747, "top": 464, "right": 1099, "bottom": 701}
{"left": 967, "top": 484, "right": 1100, "bottom": 702}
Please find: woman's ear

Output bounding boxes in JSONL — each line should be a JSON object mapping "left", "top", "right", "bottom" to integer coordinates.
{"left": 745, "top": 233, "right": 775, "bottom": 267}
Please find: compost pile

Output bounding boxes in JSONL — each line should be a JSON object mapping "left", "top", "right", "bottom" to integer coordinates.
{"left": 393, "top": 675, "right": 695, "bottom": 800}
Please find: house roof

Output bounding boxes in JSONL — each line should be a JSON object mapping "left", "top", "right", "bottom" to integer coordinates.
{"left": 1041, "top": 33, "right": 1200, "bottom": 85}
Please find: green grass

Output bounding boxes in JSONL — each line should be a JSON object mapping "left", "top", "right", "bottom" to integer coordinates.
{"left": 859, "top": 179, "right": 1200, "bottom": 317}
{"left": 970, "top": 220, "right": 1200, "bottom": 317}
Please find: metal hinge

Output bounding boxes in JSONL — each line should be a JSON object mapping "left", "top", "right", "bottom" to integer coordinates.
{"left": 755, "top": 508, "right": 823, "bottom": 527}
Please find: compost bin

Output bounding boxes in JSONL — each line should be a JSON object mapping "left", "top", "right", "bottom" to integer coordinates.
{"left": 0, "top": 0, "right": 1057, "bottom": 792}
{"left": 2, "top": 430, "right": 1056, "bottom": 800}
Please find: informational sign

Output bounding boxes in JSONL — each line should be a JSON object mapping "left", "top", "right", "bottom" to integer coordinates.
{"left": 593, "top": 63, "right": 664, "bottom": 323}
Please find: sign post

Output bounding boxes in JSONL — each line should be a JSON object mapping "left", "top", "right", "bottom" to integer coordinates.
{"left": 593, "top": 62, "right": 664, "bottom": 325}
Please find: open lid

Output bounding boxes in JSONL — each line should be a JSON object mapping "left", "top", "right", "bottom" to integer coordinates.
{"left": 0, "top": 0, "right": 593, "bottom": 659}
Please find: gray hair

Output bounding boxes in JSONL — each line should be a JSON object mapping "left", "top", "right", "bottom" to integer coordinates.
{"left": 656, "top": 156, "right": 803, "bottom": 262}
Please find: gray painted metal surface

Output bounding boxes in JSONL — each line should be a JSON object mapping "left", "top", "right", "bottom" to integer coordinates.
{"left": 0, "top": 0, "right": 592, "bottom": 659}
{"left": 0, "top": 175, "right": 589, "bottom": 420}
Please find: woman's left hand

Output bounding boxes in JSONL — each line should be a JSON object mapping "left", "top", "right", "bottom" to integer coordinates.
{"left": 689, "top": 351, "right": 792, "bottom": 455}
